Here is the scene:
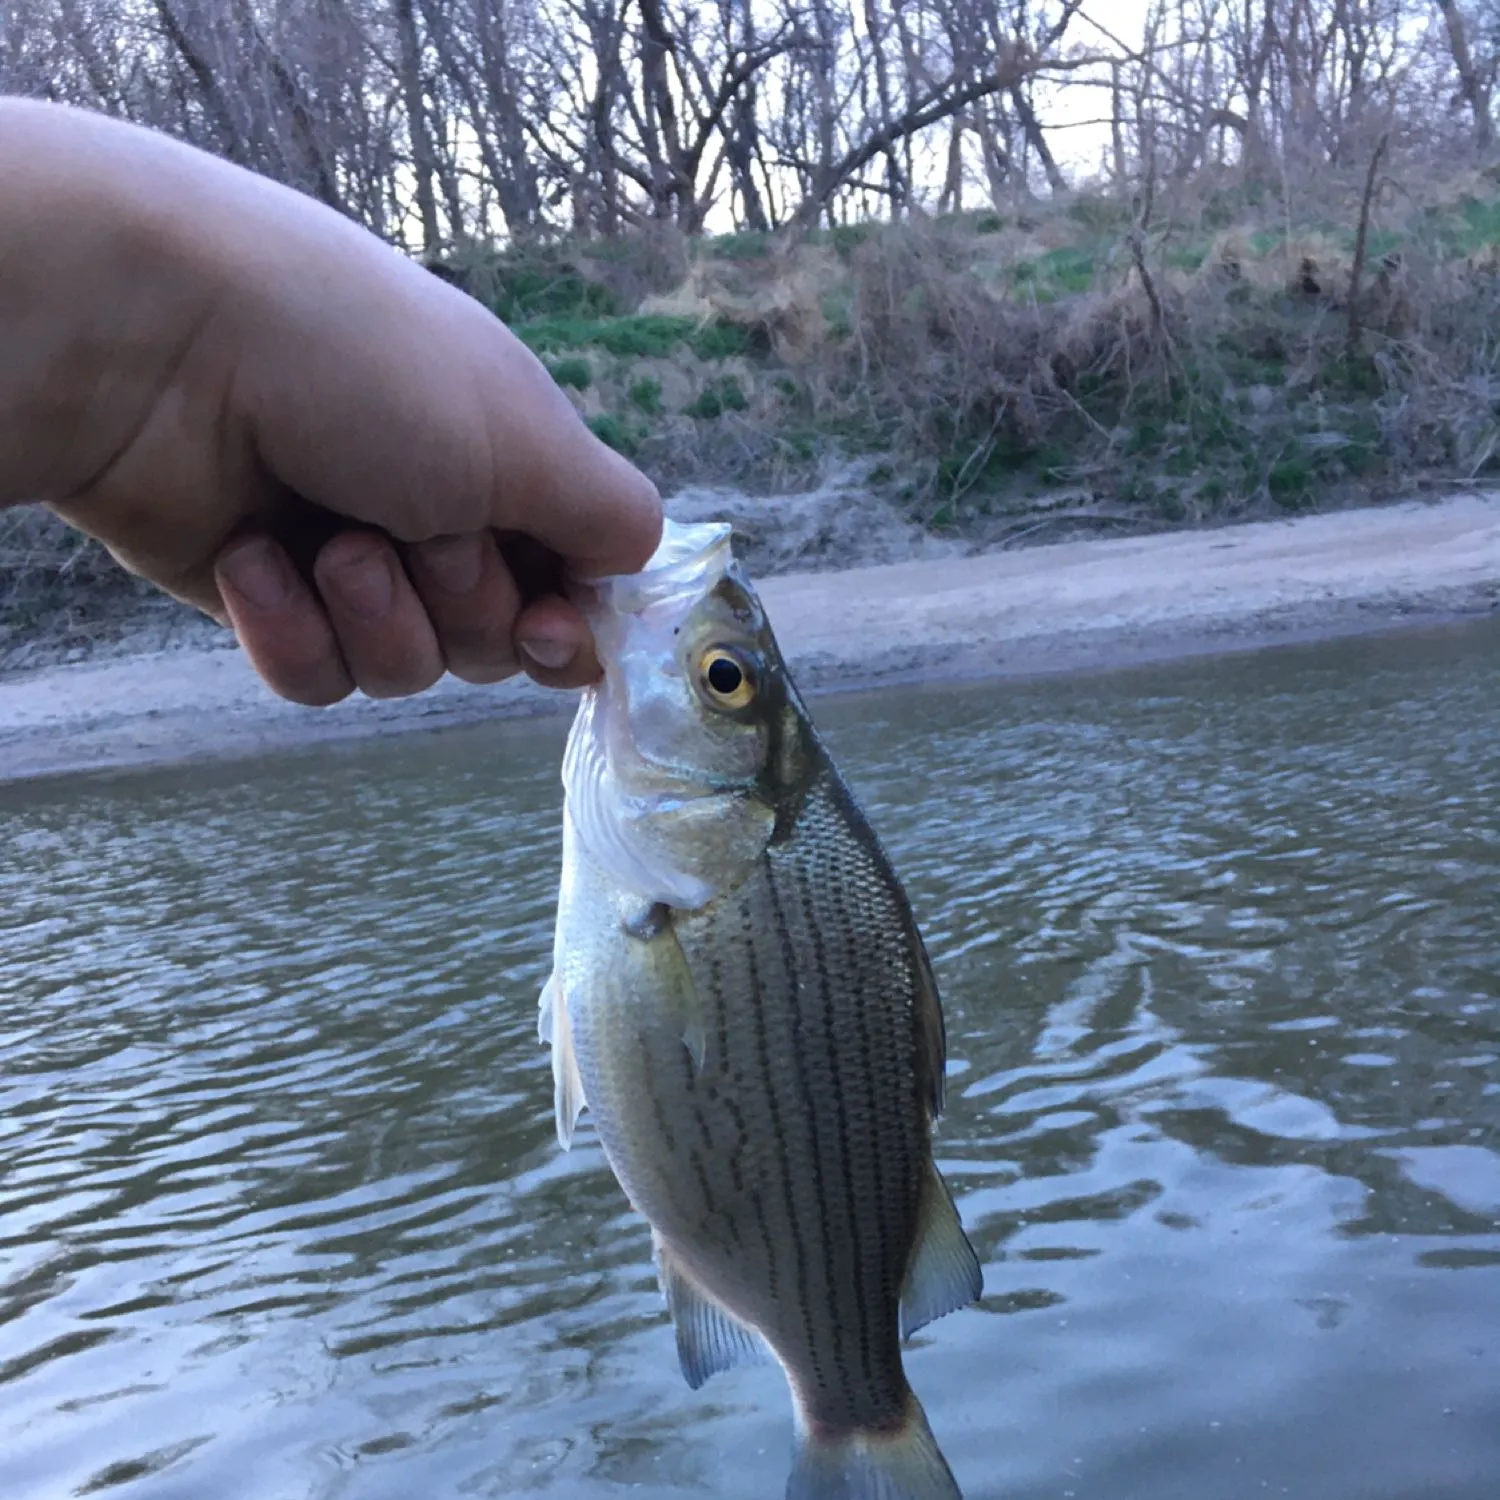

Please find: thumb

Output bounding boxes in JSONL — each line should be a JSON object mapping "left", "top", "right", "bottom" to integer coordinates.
{"left": 479, "top": 364, "right": 664, "bottom": 580}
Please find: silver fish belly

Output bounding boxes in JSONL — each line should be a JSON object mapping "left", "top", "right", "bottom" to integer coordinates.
{"left": 539, "top": 520, "right": 980, "bottom": 1500}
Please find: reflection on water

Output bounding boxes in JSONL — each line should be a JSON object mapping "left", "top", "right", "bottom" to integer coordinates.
{"left": 2, "top": 618, "right": 1498, "bottom": 1499}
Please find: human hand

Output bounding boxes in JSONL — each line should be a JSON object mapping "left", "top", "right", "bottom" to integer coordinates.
{"left": 0, "top": 99, "right": 661, "bottom": 704}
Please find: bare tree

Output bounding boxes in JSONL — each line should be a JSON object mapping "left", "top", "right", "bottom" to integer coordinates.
{"left": 0, "top": 0, "right": 1492, "bottom": 247}
{"left": 1437, "top": 0, "right": 1495, "bottom": 148}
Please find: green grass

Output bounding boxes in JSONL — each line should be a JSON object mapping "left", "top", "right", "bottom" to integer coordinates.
{"left": 519, "top": 314, "right": 698, "bottom": 357}
{"left": 1066, "top": 195, "right": 1134, "bottom": 233}
{"left": 517, "top": 313, "right": 755, "bottom": 361}
{"left": 490, "top": 187, "right": 1500, "bottom": 513}
{"left": 1456, "top": 195, "right": 1500, "bottom": 250}
{"left": 480, "top": 266, "right": 617, "bottom": 323}
{"left": 1417, "top": 194, "right": 1500, "bottom": 258}
{"left": 1011, "top": 244, "right": 1099, "bottom": 298}
{"left": 806, "top": 222, "right": 875, "bottom": 256}
{"left": 819, "top": 288, "right": 854, "bottom": 338}
{"left": 1163, "top": 242, "right": 1209, "bottom": 272}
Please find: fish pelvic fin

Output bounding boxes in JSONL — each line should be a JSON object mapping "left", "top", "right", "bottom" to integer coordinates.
{"left": 786, "top": 1393, "right": 963, "bottom": 1500}
{"left": 653, "top": 1234, "right": 770, "bottom": 1390}
{"left": 538, "top": 973, "right": 587, "bottom": 1150}
{"left": 900, "top": 1162, "right": 982, "bottom": 1340}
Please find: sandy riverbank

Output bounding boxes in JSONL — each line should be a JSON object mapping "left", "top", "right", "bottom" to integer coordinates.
{"left": 3, "top": 491, "right": 1497, "bottom": 786}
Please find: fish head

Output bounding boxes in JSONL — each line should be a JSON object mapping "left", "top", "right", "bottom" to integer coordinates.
{"left": 563, "top": 520, "right": 813, "bottom": 911}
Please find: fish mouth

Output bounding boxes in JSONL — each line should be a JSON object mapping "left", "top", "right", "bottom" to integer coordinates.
{"left": 571, "top": 520, "right": 734, "bottom": 625}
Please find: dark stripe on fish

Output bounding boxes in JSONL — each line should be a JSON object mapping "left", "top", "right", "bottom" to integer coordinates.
{"left": 765, "top": 861, "right": 850, "bottom": 1392}
{"left": 743, "top": 892, "right": 824, "bottom": 1392}
{"left": 828, "top": 838, "right": 894, "bottom": 1317}
{"left": 793, "top": 851, "right": 874, "bottom": 1385}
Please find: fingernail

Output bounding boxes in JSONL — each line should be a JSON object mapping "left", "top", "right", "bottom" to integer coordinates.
{"left": 518, "top": 636, "right": 578, "bottom": 671}
{"left": 415, "top": 534, "right": 482, "bottom": 594}
{"left": 323, "top": 541, "right": 394, "bottom": 622}
{"left": 219, "top": 538, "right": 291, "bottom": 611}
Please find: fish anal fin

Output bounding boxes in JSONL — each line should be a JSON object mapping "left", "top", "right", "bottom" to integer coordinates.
{"left": 539, "top": 973, "right": 587, "bottom": 1151}
{"left": 653, "top": 1235, "right": 768, "bottom": 1390}
{"left": 901, "top": 1162, "right": 982, "bottom": 1340}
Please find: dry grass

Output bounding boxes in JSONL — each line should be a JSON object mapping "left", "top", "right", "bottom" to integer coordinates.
{"left": 0, "top": 505, "right": 210, "bottom": 672}
{"left": 743, "top": 167, "right": 1500, "bottom": 531}
{"left": 434, "top": 156, "right": 1500, "bottom": 535}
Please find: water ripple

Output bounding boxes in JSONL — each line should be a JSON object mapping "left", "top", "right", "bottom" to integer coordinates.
{"left": 3, "top": 623, "right": 1499, "bottom": 1497}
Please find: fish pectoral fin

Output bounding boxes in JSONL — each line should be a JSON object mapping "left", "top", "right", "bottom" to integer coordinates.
{"left": 626, "top": 910, "right": 707, "bottom": 1073}
{"left": 654, "top": 1235, "right": 769, "bottom": 1390}
{"left": 537, "top": 972, "right": 558, "bottom": 1045}
{"left": 900, "top": 1161, "right": 983, "bottom": 1340}
{"left": 539, "top": 973, "right": 587, "bottom": 1151}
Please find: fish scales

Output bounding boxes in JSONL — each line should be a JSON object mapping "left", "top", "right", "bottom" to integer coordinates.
{"left": 542, "top": 519, "right": 981, "bottom": 1500}
{"left": 564, "top": 768, "right": 924, "bottom": 1422}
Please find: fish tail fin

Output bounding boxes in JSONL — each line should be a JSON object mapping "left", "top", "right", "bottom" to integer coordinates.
{"left": 786, "top": 1394, "right": 963, "bottom": 1500}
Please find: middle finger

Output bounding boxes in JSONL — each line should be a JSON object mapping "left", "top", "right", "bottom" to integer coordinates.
{"left": 407, "top": 530, "right": 523, "bottom": 685}
{"left": 314, "top": 531, "right": 445, "bottom": 698}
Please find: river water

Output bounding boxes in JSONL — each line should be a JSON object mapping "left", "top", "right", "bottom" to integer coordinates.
{"left": 2, "top": 619, "right": 1498, "bottom": 1500}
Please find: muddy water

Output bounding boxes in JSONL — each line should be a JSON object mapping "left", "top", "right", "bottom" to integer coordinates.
{"left": 2, "top": 619, "right": 1497, "bottom": 1499}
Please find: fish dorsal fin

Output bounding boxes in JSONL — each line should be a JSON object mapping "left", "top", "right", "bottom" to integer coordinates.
{"left": 901, "top": 1162, "right": 982, "bottom": 1340}
{"left": 538, "top": 973, "right": 587, "bottom": 1150}
{"left": 654, "top": 1234, "right": 770, "bottom": 1389}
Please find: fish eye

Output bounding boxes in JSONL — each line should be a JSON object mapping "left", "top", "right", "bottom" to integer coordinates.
{"left": 698, "top": 646, "right": 757, "bottom": 710}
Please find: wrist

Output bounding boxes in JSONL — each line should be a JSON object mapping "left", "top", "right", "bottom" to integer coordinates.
{"left": 0, "top": 100, "right": 226, "bottom": 510}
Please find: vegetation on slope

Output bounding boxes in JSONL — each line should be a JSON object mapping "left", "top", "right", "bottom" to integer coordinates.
{"left": 9, "top": 161, "right": 1500, "bottom": 663}
{"left": 450, "top": 163, "right": 1500, "bottom": 533}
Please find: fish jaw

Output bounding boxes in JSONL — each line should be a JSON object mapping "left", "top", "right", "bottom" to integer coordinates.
{"left": 582, "top": 518, "right": 735, "bottom": 624}
{"left": 560, "top": 517, "right": 777, "bottom": 910}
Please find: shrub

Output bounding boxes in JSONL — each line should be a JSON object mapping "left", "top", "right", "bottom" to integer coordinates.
{"left": 546, "top": 356, "right": 592, "bottom": 390}
{"left": 684, "top": 377, "right": 749, "bottom": 420}
{"left": 586, "top": 414, "right": 637, "bottom": 454}
{"left": 628, "top": 376, "right": 662, "bottom": 415}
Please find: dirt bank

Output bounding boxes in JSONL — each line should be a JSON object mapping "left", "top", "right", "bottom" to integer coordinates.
{"left": 2, "top": 491, "right": 1496, "bottom": 785}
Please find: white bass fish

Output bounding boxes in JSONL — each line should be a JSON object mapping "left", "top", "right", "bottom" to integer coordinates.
{"left": 539, "top": 519, "right": 981, "bottom": 1499}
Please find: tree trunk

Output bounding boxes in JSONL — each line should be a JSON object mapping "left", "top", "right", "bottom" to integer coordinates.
{"left": 1438, "top": 0, "right": 1494, "bottom": 150}
{"left": 637, "top": 0, "right": 688, "bottom": 219}
{"left": 728, "top": 0, "right": 769, "bottom": 230}
{"left": 394, "top": 0, "right": 441, "bottom": 253}
{"left": 939, "top": 117, "right": 964, "bottom": 213}
{"left": 862, "top": 0, "right": 906, "bottom": 214}
{"left": 153, "top": 0, "right": 247, "bottom": 164}
{"left": 1011, "top": 82, "right": 1065, "bottom": 193}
